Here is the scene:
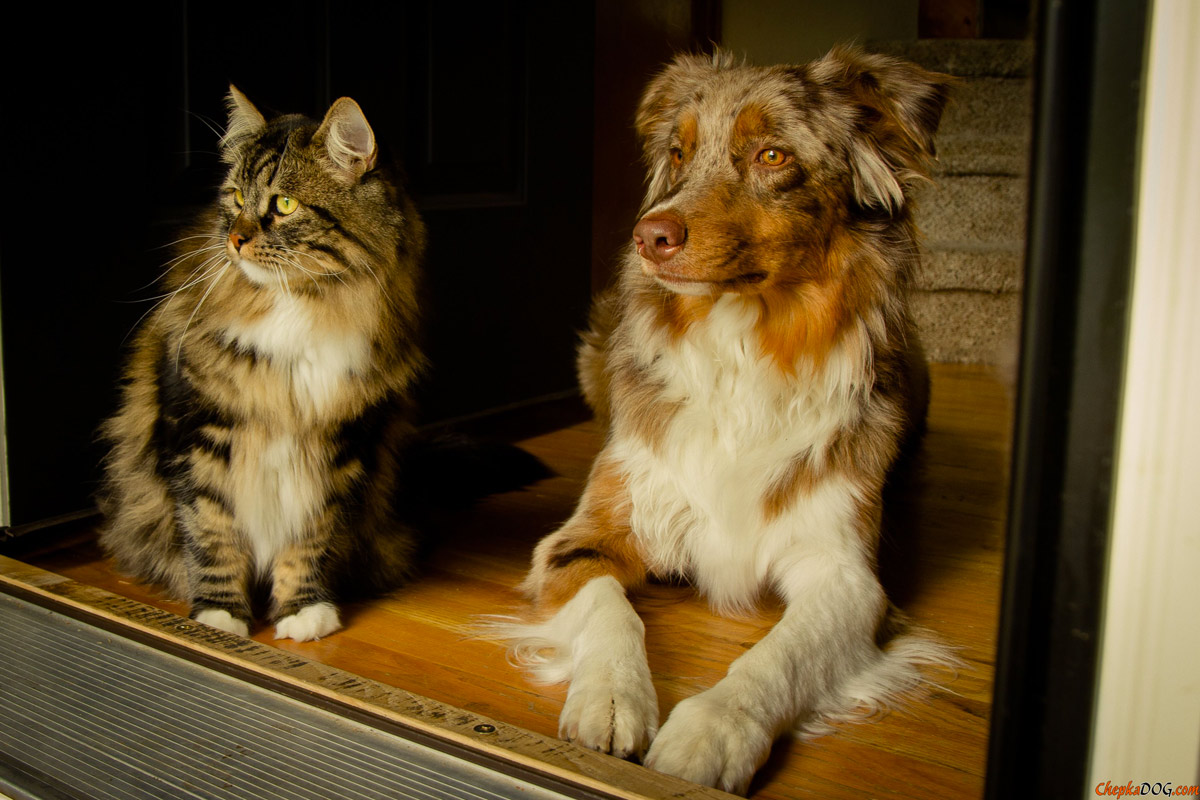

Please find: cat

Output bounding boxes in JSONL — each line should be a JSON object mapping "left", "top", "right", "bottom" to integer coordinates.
{"left": 99, "top": 88, "right": 429, "bottom": 642}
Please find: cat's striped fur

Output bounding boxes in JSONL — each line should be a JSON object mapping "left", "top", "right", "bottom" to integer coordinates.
{"left": 99, "top": 89, "right": 427, "bottom": 642}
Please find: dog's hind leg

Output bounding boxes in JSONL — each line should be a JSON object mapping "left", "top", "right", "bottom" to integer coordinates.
{"left": 510, "top": 451, "right": 658, "bottom": 759}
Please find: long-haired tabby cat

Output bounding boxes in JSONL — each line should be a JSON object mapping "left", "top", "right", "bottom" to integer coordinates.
{"left": 99, "top": 88, "right": 428, "bottom": 642}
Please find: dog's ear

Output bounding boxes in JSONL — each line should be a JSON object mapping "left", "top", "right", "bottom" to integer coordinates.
{"left": 635, "top": 50, "right": 736, "bottom": 205}
{"left": 811, "top": 45, "right": 954, "bottom": 212}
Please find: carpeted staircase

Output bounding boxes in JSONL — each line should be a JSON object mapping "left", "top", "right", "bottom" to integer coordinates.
{"left": 875, "top": 39, "right": 1034, "bottom": 364}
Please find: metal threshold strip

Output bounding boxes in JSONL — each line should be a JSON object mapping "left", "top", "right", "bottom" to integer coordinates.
{"left": 0, "top": 591, "right": 569, "bottom": 800}
{"left": 0, "top": 557, "right": 725, "bottom": 800}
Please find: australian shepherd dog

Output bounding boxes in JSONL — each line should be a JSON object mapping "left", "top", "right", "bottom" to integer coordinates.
{"left": 501, "top": 46, "right": 955, "bottom": 793}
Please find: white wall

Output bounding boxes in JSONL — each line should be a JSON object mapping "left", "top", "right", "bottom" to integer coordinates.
{"left": 1089, "top": 0, "right": 1200, "bottom": 785}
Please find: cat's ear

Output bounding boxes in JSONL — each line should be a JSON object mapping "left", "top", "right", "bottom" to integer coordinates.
{"left": 315, "top": 98, "right": 377, "bottom": 179}
{"left": 221, "top": 86, "right": 266, "bottom": 152}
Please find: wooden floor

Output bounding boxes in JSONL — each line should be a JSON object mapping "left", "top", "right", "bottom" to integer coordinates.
{"left": 19, "top": 363, "right": 1011, "bottom": 799}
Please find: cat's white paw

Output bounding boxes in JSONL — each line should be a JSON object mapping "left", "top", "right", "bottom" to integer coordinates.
{"left": 644, "top": 687, "right": 774, "bottom": 795}
{"left": 560, "top": 662, "right": 658, "bottom": 759}
{"left": 194, "top": 609, "right": 250, "bottom": 638}
{"left": 274, "top": 602, "right": 341, "bottom": 642}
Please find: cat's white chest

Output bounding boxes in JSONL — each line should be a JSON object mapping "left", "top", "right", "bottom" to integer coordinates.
{"left": 233, "top": 433, "right": 320, "bottom": 569}
{"left": 227, "top": 294, "right": 369, "bottom": 416}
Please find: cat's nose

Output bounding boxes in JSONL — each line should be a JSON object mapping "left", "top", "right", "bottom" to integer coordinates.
{"left": 229, "top": 216, "right": 257, "bottom": 252}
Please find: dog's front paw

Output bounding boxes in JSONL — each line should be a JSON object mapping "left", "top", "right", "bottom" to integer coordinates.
{"left": 560, "top": 664, "right": 659, "bottom": 759}
{"left": 644, "top": 688, "right": 774, "bottom": 795}
{"left": 274, "top": 602, "right": 341, "bottom": 642}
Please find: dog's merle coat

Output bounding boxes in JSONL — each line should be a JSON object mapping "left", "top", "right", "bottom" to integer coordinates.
{"left": 499, "top": 46, "right": 955, "bottom": 793}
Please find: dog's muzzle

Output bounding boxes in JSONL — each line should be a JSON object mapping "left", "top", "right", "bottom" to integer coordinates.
{"left": 633, "top": 213, "right": 687, "bottom": 265}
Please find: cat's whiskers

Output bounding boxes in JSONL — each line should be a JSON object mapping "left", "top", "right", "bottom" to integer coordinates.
{"left": 278, "top": 246, "right": 350, "bottom": 284}
{"left": 127, "top": 251, "right": 224, "bottom": 306}
{"left": 159, "top": 246, "right": 227, "bottom": 290}
{"left": 356, "top": 259, "right": 390, "bottom": 304}
{"left": 175, "top": 261, "right": 232, "bottom": 366}
{"left": 170, "top": 255, "right": 227, "bottom": 302}
{"left": 157, "top": 252, "right": 230, "bottom": 306}
{"left": 156, "top": 233, "right": 226, "bottom": 250}
{"left": 280, "top": 258, "right": 324, "bottom": 294}
{"left": 269, "top": 262, "right": 293, "bottom": 300}
{"left": 187, "top": 110, "right": 226, "bottom": 142}
{"left": 275, "top": 249, "right": 339, "bottom": 293}
{"left": 132, "top": 239, "right": 226, "bottom": 293}
{"left": 163, "top": 239, "right": 227, "bottom": 265}
{"left": 277, "top": 245, "right": 343, "bottom": 274}
{"left": 128, "top": 253, "right": 230, "bottom": 342}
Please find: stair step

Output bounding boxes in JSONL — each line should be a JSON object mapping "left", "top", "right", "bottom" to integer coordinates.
{"left": 872, "top": 38, "right": 1034, "bottom": 364}
{"left": 935, "top": 77, "right": 1034, "bottom": 176}
{"left": 870, "top": 38, "right": 1034, "bottom": 78}
{"left": 912, "top": 291, "right": 1022, "bottom": 364}
{"left": 918, "top": 247, "right": 1024, "bottom": 293}
{"left": 914, "top": 175, "right": 1028, "bottom": 249}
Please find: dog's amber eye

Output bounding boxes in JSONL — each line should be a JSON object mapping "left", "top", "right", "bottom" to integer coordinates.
{"left": 669, "top": 148, "right": 684, "bottom": 167}
{"left": 756, "top": 148, "right": 789, "bottom": 166}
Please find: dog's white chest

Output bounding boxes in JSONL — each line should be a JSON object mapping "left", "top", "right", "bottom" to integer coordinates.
{"left": 619, "top": 298, "right": 867, "bottom": 609}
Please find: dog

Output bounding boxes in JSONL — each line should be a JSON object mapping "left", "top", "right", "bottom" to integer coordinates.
{"left": 502, "top": 46, "right": 955, "bottom": 794}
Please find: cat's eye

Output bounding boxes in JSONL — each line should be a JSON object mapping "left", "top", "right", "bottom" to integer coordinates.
{"left": 233, "top": 189, "right": 245, "bottom": 208}
{"left": 274, "top": 195, "right": 299, "bottom": 215}
{"left": 756, "top": 148, "right": 790, "bottom": 167}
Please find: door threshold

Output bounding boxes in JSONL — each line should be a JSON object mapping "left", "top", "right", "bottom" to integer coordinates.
{"left": 0, "top": 555, "right": 726, "bottom": 800}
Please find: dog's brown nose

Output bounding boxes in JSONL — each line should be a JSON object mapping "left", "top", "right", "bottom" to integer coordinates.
{"left": 633, "top": 214, "right": 687, "bottom": 264}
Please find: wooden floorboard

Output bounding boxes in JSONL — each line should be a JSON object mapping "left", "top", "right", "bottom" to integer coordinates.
{"left": 18, "top": 362, "right": 1011, "bottom": 799}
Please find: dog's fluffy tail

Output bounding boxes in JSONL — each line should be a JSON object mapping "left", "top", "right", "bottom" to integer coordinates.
{"left": 476, "top": 615, "right": 577, "bottom": 686}
{"left": 798, "top": 626, "right": 963, "bottom": 739}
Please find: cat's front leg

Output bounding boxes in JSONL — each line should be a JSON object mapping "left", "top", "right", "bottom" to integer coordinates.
{"left": 270, "top": 532, "right": 342, "bottom": 642}
{"left": 273, "top": 601, "right": 341, "bottom": 642}
{"left": 179, "top": 502, "right": 254, "bottom": 637}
